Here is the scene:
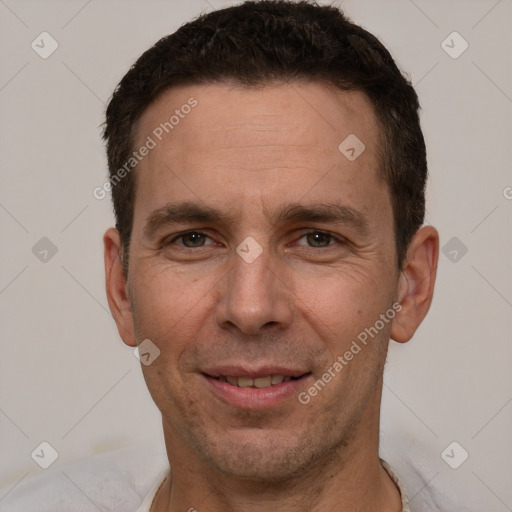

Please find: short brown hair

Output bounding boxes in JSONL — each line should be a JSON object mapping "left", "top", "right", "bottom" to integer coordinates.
{"left": 103, "top": 0, "right": 427, "bottom": 270}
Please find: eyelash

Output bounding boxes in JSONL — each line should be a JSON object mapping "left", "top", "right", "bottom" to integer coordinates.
{"left": 165, "top": 230, "right": 345, "bottom": 249}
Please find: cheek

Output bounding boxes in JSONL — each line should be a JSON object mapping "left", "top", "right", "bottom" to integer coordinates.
{"left": 129, "top": 264, "right": 215, "bottom": 355}
{"left": 293, "top": 265, "right": 386, "bottom": 339}
{"left": 130, "top": 270, "right": 211, "bottom": 408}
{"left": 290, "top": 266, "right": 396, "bottom": 382}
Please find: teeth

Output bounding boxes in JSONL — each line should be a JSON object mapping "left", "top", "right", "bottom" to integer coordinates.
{"left": 237, "top": 377, "right": 254, "bottom": 388}
{"left": 226, "top": 376, "right": 238, "bottom": 386}
{"left": 254, "top": 376, "right": 272, "bottom": 388}
{"left": 219, "top": 375, "right": 296, "bottom": 388}
{"left": 271, "top": 375, "right": 284, "bottom": 385}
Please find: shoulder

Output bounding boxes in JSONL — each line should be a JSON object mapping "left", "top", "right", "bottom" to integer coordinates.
{"left": 0, "top": 444, "right": 167, "bottom": 512}
{"left": 380, "top": 434, "right": 494, "bottom": 512}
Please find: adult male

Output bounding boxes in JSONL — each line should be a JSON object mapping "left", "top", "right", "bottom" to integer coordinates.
{"left": 102, "top": 0, "right": 439, "bottom": 510}
{"left": 2, "top": 1, "right": 438, "bottom": 510}
{"left": 100, "top": 1, "right": 439, "bottom": 509}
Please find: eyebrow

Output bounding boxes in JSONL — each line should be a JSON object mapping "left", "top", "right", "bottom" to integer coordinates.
{"left": 143, "top": 201, "right": 369, "bottom": 238}
{"left": 144, "top": 202, "right": 230, "bottom": 238}
{"left": 276, "top": 203, "right": 369, "bottom": 236}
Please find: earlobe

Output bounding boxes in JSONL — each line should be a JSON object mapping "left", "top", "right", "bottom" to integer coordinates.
{"left": 390, "top": 226, "right": 439, "bottom": 343}
{"left": 103, "top": 228, "right": 137, "bottom": 347}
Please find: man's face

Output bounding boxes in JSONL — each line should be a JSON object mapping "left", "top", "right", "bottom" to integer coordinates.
{"left": 125, "top": 82, "right": 400, "bottom": 480}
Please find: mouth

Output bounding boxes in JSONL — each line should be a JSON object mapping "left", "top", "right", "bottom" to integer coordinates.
{"left": 202, "top": 368, "right": 312, "bottom": 410}
{"left": 210, "top": 374, "right": 302, "bottom": 389}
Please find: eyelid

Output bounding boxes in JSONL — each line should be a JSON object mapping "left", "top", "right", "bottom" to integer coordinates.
{"left": 164, "top": 229, "right": 216, "bottom": 246}
{"left": 162, "top": 228, "right": 347, "bottom": 248}
{"left": 293, "top": 229, "right": 347, "bottom": 246}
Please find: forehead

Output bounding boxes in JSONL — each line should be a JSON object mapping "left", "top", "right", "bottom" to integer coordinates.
{"left": 135, "top": 81, "right": 381, "bottom": 159}
{"left": 131, "top": 81, "right": 388, "bottom": 227}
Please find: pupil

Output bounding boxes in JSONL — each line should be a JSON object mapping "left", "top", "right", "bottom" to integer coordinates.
{"left": 308, "top": 232, "right": 330, "bottom": 247}
{"left": 184, "top": 232, "right": 204, "bottom": 247}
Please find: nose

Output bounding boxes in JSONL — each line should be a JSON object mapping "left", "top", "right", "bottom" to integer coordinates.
{"left": 215, "top": 245, "right": 293, "bottom": 335}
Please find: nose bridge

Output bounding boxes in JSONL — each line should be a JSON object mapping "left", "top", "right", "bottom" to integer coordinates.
{"left": 230, "top": 248, "right": 272, "bottom": 302}
{"left": 217, "top": 244, "right": 292, "bottom": 334}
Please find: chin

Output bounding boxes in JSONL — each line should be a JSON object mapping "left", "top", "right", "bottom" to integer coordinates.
{"left": 192, "top": 427, "right": 333, "bottom": 483}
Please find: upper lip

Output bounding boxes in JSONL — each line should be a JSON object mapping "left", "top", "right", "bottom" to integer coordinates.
{"left": 202, "top": 365, "right": 310, "bottom": 379}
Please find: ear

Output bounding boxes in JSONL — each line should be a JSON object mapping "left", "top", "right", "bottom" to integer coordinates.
{"left": 104, "top": 228, "right": 136, "bottom": 347}
{"left": 391, "top": 226, "right": 439, "bottom": 343}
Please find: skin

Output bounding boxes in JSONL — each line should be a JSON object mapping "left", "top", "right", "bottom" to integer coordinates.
{"left": 104, "top": 81, "right": 438, "bottom": 512}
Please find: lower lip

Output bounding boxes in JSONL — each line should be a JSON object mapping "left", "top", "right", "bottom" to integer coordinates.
{"left": 203, "top": 374, "right": 309, "bottom": 410}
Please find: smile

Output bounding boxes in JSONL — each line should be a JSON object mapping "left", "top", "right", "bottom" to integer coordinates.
{"left": 203, "top": 370, "right": 312, "bottom": 410}
{"left": 212, "top": 375, "right": 299, "bottom": 388}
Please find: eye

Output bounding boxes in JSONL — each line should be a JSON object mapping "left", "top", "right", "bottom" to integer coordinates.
{"left": 296, "top": 231, "right": 341, "bottom": 248}
{"left": 169, "top": 231, "right": 215, "bottom": 248}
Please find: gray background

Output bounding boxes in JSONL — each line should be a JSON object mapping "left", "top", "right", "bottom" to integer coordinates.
{"left": 0, "top": 0, "right": 511, "bottom": 509}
